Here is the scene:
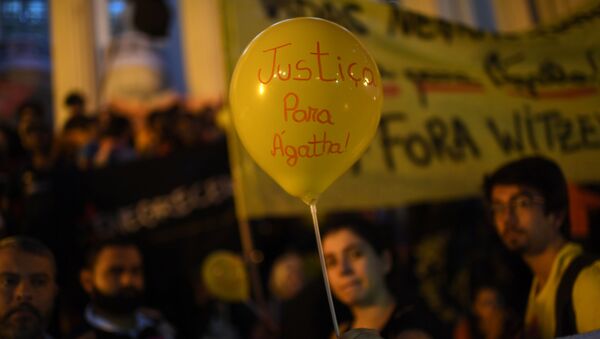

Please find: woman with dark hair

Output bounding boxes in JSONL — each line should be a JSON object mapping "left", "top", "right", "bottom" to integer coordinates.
{"left": 322, "top": 214, "right": 437, "bottom": 339}
{"left": 453, "top": 283, "right": 522, "bottom": 339}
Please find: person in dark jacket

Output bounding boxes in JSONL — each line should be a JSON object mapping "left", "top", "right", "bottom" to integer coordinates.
{"left": 70, "top": 238, "right": 174, "bottom": 339}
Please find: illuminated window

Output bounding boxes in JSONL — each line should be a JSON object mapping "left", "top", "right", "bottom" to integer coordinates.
{"left": 108, "top": 0, "right": 127, "bottom": 35}
{"left": 0, "top": 0, "right": 51, "bottom": 120}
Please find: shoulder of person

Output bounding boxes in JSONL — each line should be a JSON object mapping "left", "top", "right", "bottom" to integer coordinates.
{"left": 386, "top": 302, "right": 444, "bottom": 338}
{"left": 569, "top": 255, "right": 600, "bottom": 333}
{"left": 394, "top": 329, "right": 433, "bottom": 339}
{"left": 333, "top": 322, "right": 351, "bottom": 339}
{"left": 342, "top": 328, "right": 384, "bottom": 339}
{"left": 138, "top": 307, "right": 176, "bottom": 339}
{"left": 572, "top": 258, "right": 600, "bottom": 305}
{"left": 66, "top": 320, "right": 97, "bottom": 339}
{"left": 138, "top": 307, "right": 165, "bottom": 321}
{"left": 573, "top": 257, "right": 600, "bottom": 291}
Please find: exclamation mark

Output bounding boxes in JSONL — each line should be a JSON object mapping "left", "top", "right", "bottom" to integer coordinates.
{"left": 344, "top": 132, "right": 350, "bottom": 151}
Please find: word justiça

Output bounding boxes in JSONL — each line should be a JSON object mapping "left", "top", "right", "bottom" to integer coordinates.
{"left": 257, "top": 42, "right": 378, "bottom": 87}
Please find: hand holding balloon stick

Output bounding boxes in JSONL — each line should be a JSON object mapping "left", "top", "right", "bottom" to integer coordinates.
{"left": 230, "top": 17, "right": 382, "bottom": 337}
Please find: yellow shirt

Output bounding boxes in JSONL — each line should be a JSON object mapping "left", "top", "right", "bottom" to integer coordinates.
{"left": 525, "top": 242, "right": 600, "bottom": 338}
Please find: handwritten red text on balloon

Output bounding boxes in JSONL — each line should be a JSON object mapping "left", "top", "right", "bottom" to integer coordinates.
{"left": 283, "top": 92, "right": 334, "bottom": 125}
{"left": 257, "top": 42, "right": 377, "bottom": 88}
{"left": 271, "top": 131, "right": 351, "bottom": 167}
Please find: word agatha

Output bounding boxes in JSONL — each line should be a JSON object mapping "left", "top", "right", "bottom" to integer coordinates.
{"left": 271, "top": 131, "right": 350, "bottom": 166}
{"left": 257, "top": 42, "right": 377, "bottom": 87}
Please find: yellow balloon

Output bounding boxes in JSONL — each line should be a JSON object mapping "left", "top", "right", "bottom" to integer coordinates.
{"left": 202, "top": 251, "right": 249, "bottom": 302}
{"left": 230, "top": 17, "right": 382, "bottom": 204}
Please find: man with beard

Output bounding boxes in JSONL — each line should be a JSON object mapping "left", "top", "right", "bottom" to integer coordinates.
{"left": 0, "top": 236, "right": 57, "bottom": 339}
{"left": 484, "top": 156, "right": 600, "bottom": 339}
{"left": 72, "top": 238, "right": 174, "bottom": 339}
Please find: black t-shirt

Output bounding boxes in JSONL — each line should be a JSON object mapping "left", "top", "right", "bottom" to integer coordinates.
{"left": 339, "top": 301, "right": 444, "bottom": 339}
{"left": 69, "top": 313, "right": 172, "bottom": 339}
{"left": 379, "top": 303, "right": 436, "bottom": 338}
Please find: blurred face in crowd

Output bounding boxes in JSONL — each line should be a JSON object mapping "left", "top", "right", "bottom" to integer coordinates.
{"left": 323, "top": 228, "right": 390, "bottom": 307}
{"left": 18, "top": 119, "right": 51, "bottom": 154}
{"left": 0, "top": 248, "right": 57, "bottom": 339}
{"left": 473, "top": 287, "right": 502, "bottom": 322}
{"left": 490, "top": 184, "right": 562, "bottom": 256}
{"left": 269, "top": 253, "right": 305, "bottom": 301}
{"left": 67, "top": 102, "right": 84, "bottom": 117}
{"left": 81, "top": 245, "right": 144, "bottom": 315}
{"left": 472, "top": 287, "right": 506, "bottom": 337}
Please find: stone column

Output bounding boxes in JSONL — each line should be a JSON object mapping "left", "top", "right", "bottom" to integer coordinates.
{"left": 492, "top": 0, "right": 534, "bottom": 32}
{"left": 178, "top": 0, "right": 226, "bottom": 104}
{"left": 49, "top": 0, "right": 98, "bottom": 130}
{"left": 438, "top": 0, "right": 476, "bottom": 27}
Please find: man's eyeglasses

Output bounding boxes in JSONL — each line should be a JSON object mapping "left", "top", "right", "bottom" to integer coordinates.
{"left": 490, "top": 193, "right": 545, "bottom": 220}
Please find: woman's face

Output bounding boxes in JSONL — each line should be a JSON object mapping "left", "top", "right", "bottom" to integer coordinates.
{"left": 323, "top": 228, "right": 390, "bottom": 307}
{"left": 473, "top": 287, "right": 503, "bottom": 322}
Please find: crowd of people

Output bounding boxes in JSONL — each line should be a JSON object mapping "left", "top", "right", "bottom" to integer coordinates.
{"left": 0, "top": 92, "right": 224, "bottom": 237}
{"left": 10, "top": 92, "right": 224, "bottom": 172}
{"left": 0, "top": 91, "right": 599, "bottom": 339}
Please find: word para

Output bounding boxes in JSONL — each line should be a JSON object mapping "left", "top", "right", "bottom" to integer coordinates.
{"left": 283, "top": 92, "right": 334, "bottom": 125}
